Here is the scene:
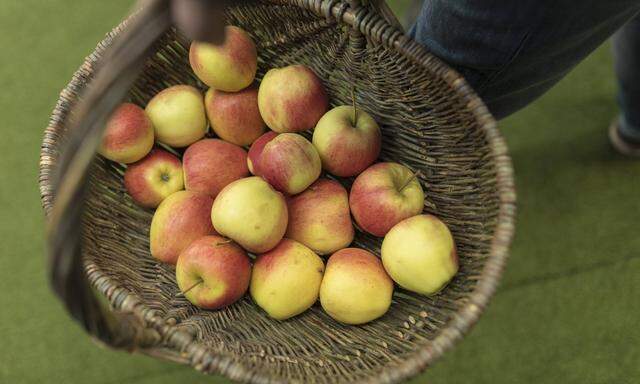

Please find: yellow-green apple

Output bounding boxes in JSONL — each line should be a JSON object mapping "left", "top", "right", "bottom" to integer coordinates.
{"left": 176, "top": 235, "right": 251, "bottom": 310}
{"left": 247, "top": 130, "right": 277, "bottom": 175}
{"left": 319, "top": 248, "right": 393, "bottom": 325}
{"left": 257, "top": 65, "right": 328, "bottom": 133}
{"left": 150, "top": 190, "right": 216, "bottom": 264}
{"left": 189, "top": 26, "right": 257, "bottom": 92}
{"left": 312, "top": 106, "right": 381, "bottom": 177}
{"left": 211, "top": 177, "right": 287, "bottom": 253}
{"left": 145, "top": 85, "right": 207, "bottom": 147}
{"left": 381, "top": 214, "right": 458, "bottom": 295}
{"left": 349, "top": 162, "right": 424, "bottom": 237}
{"left": 183, "top": 139, "right": 249, "bottom": 197}
{"left": 205, "top": 85, "right": 266, "bottom": 146}
{"left": 98, "top": 103, "right": 154, "bottom": 164}
{"left": 124, "top": 148, "right": 184, "bottom": 208}
{"left": 250, "top": 239, "right": 324, "bottom": 320}
{"left": 260, "top": 133, "right": 321, "bottom": 195}
{"left": 286, "top": 178, "right": 354, "bottom": 255}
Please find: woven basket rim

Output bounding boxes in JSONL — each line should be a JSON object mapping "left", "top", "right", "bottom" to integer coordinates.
{"left": 38, "top": 2, "right": 516, "bottom": 383}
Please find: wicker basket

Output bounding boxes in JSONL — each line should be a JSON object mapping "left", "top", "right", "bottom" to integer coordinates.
{"left": 39, "top": 1, "right": 516, "bottom": 383}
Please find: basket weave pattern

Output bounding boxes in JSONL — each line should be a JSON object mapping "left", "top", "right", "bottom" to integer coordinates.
{"left": 39, "top": 1, "right": 516, "bottom": 383}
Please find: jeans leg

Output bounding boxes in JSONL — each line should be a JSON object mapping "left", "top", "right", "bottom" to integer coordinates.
{"left": 614, "top": 14, "right": 640, "bottom": 142}
{"left": 410, "top": 1, "right": 640, "bottom": 120}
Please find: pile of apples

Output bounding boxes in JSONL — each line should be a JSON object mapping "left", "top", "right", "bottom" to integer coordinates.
{"left": 97, "top": 26, "right": 458, "bottom": 325}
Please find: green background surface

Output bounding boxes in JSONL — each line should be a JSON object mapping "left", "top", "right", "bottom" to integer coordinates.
{"left": 1, "top": 1, "right": 638, "bottom": 383}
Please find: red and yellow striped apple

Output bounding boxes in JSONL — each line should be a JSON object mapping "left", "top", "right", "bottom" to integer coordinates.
{"left": 246, "top": 130, "right": 277, "bottom": 176}
{"left": 183, "top": 139, "right": 249, "bottom": 198}
{"left": 176, "top": 235, "right": 251, "bottom": 310}
{"left": 145, "top": 85, "right": 207, "bottom": 148}
{"left": 150, "top": 190, "right": 216, "bottom": 264}
{"left": 349, "top": 162, "right": 425, "bottom": 237}
{"left": 320, "top": 248, "right": 394, "bottom": 325}
{"left": 205, "top": 85, "right": 265, "bottom": 146}
{"left": 98, "top": 103, "right": 154, "bottom": 164}
{"left": 381, "top": 214, "right": 458, "bottom": 295}
{"left": 257, "top": 65, "right": 328, "bottom": 133}
{"left": 189, "top": 26, "right": 257, "bottom": 92}
{"left": 211, "top": 177, "right": 287, "bottom": 253}
{"left": 286, "top": 178, "right": 354, "bottom": 255}
{"left": 250, "top": 239, "right": 324, "bottom": 320}
{"left": 260, "top": 133, "right": 321, "bottom": 195}
{"left": 124, "top": 148, "right": 184, "bottom": 208}
{"left": 312, "top": 106, "right": 381, "bottom": 177}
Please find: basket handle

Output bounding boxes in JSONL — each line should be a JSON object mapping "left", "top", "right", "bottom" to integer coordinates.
{"left": 46, "top": 0, "right": 235, "bottom": 347}
{"left": 363, "top": 0, "right": 405, "bottom": 31}
{"left": 47, "top": 0, "right": 172, "bottom": 346}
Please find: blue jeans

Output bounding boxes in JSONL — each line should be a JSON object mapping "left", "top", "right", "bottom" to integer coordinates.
{"left": 410, "top": 0, "right": 640, "bottom": 140}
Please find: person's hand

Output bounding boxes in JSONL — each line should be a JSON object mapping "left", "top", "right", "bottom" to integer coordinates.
{"left": 170, "top": 0, "right": 240, "bottom": 44}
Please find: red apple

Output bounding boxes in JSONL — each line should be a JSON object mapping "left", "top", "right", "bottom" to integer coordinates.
{"left": 260, "top": 133, "right": 321, "bottom": 195}
{"left": 150, "top": 190, "right": 216, "bottom": 264}
{"left": 98, "top": 103, "right": 154, "bottom": 164}
{"left": 183, "top": 139, "right": 249, "bottom": 198}
{"left": 349, "top": 162, "right": 425, "bottom": 237}
{"left": 205, "top": 85, "right": 266, "bottom": 146}
{"left": 247, "top": 130, "right": 277, "bottom": 176}
{"left": 312, "top": 105, "right": 381, "bottom": 177}
{"left": 257, "top": 65, "right": 328, "bottom": 133}
{"left": 189, "top": 26, "right": 257, "bottom": 92}
{"left": 286, "top": 178, "right": 354, "bottom": 255}
{"left": 176, "top": 235, "right": 251, "bottom": 310}
{"left": 124, "top": 148, "right": 184, "bottom": 208}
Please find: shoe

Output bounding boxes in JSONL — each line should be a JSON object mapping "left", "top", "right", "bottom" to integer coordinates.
{"left": 609, "top": 118, "right": 640, "bottom": 157}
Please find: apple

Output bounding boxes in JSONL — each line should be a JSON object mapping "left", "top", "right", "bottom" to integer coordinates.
{"left": 183, "top": 138, "right": 249, "bottom": 198}
{"left": 145, "top": 85, "right": 207, "bottom": 148}
{"left": 349, "top": 162, "right": 425, "bottom": 237}
{"left": 150, "top": 190, "right": 216, "bottom": 264}
{"left": 211, "top": 177, "right": 287, "bottom": 253}
{"left": 250, "top": 239, "right": 324, "bottom": 320}
{"left": 319, "top": 248, "right": 394, "bottom": 325}
{"left": 312, "top": 105, "right": 381, "bottom": 177}
{"left": 189, "top": 26, "right": 257, "bottom": 92}
{"left": 246, "top": 130, "right": 277, "bottom": 176}
{"left": 124, "top": 148, "right": 184, "bottom": 208}
{"left": 176, "top": 235, "right": 251, "bottom": 310}
{"left": 260, "top": 133, "right": 321, "bottom": 195}
{"left": 205, "top": 85, "right": 266, "bottom": 146}
{"left": 257, "top": 65, "right": 328, "bottom": 133}
{"left": 286, "top": 178, "right": 354, "bottom": 255}
{"left": 98, "top": 103, "right": 154, "bottom": 164}
{"left": 381, "top": 214, "right": 458, "bottom": 295}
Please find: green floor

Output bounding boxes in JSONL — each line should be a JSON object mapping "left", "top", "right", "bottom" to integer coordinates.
{"left": 1, "top": 1, "right": 638, "bottom": 383}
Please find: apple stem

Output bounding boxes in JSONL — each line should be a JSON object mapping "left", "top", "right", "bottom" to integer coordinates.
{"left": 351, "top": 86, "right": 358, "bottom": 126}
{"left": 176, "top": 279, "right": 203, "bottom": 298}
{"left": 398, "top": 170, "right": 422, "bottom": 192}
{"left": 216, "top": 239, "right": 233, "bottom": 246}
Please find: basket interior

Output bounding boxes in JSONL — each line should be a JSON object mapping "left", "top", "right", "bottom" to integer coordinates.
{"left": 81, "top": 2, "right": 499, "bottom": 382}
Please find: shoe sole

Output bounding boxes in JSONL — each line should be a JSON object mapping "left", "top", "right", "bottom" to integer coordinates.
{"left": 608, "top": 120, "right": 640, "bottom": 158}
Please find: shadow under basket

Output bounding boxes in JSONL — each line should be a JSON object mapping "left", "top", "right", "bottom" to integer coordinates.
{"left": 39, "top": 1, "right": 516, "bottom": 383}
